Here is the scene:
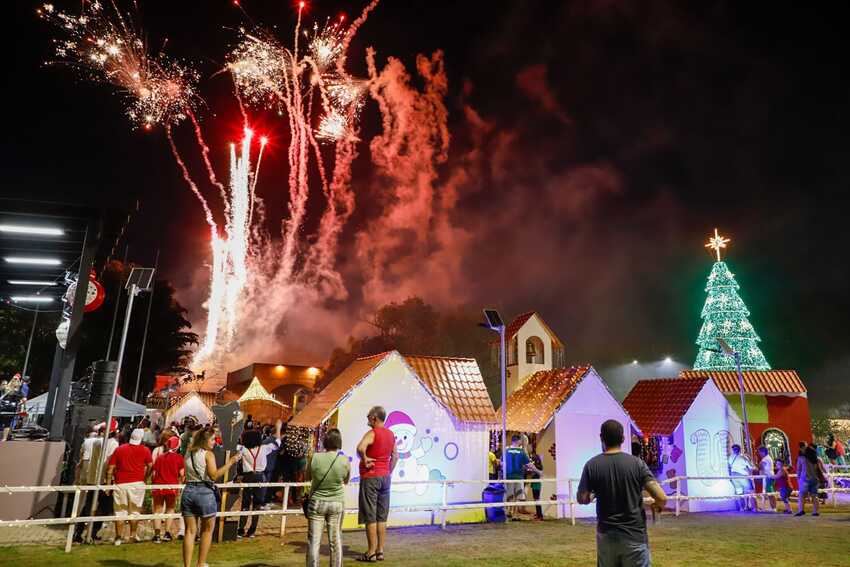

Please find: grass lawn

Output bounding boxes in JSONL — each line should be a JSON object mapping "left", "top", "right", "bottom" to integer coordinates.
{"left": 1, "top": 508, "right": 849, "bottom": 566}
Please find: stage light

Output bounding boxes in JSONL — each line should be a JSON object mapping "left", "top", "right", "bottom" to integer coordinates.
{"left": 0, "top": 224, "right": 64, "bottom": 236}
{"left": 11, "top": 296, "right": 54, "bottom": 303}
{"left": 8, "top": 280, "right": 58, "bottom": 286}
{"left": 663, "top": 356, "right": 673, "bottom": 364}
{"left": 4, "top": 257, "right": 62, "bottom": 265}
{"left": 632, "top": 360, "right": 638, "bottom": 365}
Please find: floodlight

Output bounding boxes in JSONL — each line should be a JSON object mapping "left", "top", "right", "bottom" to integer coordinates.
{"left": 4, "top": 257, "right": 62, "bottom": 265}
{"left": 0, "top": 224, "right": 64, "bottom": 236}
{"left": 11, "top": 296, "right": 54, "bottom": 303}
{"left": 8, "top": 280, "right": 57, "bottom": 286}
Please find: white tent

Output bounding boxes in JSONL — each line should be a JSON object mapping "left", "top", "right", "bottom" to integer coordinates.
{"left": 24, "top": 392, "right": 147, "bottom": 418}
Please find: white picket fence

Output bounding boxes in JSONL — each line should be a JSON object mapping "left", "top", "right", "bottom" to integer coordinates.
{"left": 0, "top": 473, "right": 848, "bottom": 554}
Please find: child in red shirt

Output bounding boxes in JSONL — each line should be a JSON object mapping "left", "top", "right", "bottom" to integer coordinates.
{"left": 151, "top": 436, "right": 185, "bottom": 542}
{"left": 773, "top": 458, "right": 792, "bottom": 514}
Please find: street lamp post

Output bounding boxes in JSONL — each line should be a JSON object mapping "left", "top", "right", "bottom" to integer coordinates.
{"left": 715, "top": 338, "right": 753, "bottom": 456}
{"left": 480, "top": 309, "right": 507, "bottom": 482}
{"left": 86, "top": 268, "right": 155, "bottom": 541}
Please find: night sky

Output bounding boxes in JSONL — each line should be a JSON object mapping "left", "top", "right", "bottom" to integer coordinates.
{"left": 9, "top": 1, "right": 850, "bottom": 414}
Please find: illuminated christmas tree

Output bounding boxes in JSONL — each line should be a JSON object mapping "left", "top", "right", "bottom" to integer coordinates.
{"left": 693, "top": 229, "right": 771, "bottom": 371}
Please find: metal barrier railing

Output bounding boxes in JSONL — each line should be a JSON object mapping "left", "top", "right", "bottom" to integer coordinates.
{"left": 658, "top": 472, "right": 850, "bottom": 516}
{"left": 0, "top": 477, "right": 578, "bottom": 553}
{"left": 1, "top": 473, "right": 847, "bottom": 553}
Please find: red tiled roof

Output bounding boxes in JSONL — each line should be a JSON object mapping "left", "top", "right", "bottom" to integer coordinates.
{"left": 505, "top": 312, "right": 536, "bottom": 341}
{"left": 403, "top": 355, "right": 496, "bottom": 424}
{"left": 501, "top": 366, "right": 591, "bottom": 433}
{"left": 679, "top": 370, "right": 806, "bottom": 395}
{"left": 289, "top": 352, "right": 497, "bottom": 428}
{"left": 623, "top": 377, "right": 709, "bottom": 436}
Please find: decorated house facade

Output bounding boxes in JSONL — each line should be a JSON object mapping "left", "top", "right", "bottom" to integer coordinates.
{"left": 623, "top": 377, "right": 743, "bottom": 512}
{"left": 503, "top": 366, "right": 637, "bottom": 518}
{"left": 679, "top": 369, "right": 811, "bottom": 464}
{"left": 289, "top": 351, "right": 496, "bottom": 527}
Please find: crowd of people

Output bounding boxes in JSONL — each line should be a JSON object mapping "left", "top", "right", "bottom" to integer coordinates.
{"left": 63, "top": 407, "right": 847, "bottom": 567}
{"left": 487, "top": 434, "right": 546, "bottom": 521}
{"left": 67, "top": 407, "right": 399, "bottom": 567}
{"left": 726, "top": 439, "right": 840, "bottom": 517}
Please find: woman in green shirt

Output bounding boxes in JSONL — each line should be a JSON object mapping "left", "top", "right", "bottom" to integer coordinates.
{"left": 306, "top": 428, "right": 350, "bottom": 567}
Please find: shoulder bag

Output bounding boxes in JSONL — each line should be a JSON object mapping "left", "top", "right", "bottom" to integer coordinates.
{"left": 302, "top": 453, "right": 340, "bottom": 517}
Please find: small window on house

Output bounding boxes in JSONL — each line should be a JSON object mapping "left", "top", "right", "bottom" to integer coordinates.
{"left": 526, "top": 336, "right": 545, "bottom": 364}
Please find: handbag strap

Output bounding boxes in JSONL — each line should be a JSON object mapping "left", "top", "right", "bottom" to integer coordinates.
{"left": 313, "top": 453, "right": 340, "bottom": 494}
{"left": 189, "top": 450, "right": 205, "bottom": 481}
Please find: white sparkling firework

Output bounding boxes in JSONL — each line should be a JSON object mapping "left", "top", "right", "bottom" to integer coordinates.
{"left": 44, "top": 1, "right": 381, "bottom": 374}
{"left": 193, "top": 130, "right": 265, "bottom": 368}
{"left": 38, "top": 2, "right": 198, "bottom": 129}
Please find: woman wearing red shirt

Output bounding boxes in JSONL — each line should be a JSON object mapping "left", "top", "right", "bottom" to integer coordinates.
{"left": 151, "top": 435, "right": 185, "bottom": 542}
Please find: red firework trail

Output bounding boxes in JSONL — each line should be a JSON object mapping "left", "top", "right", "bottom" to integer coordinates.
{"left": 187, "top": 109, "right": 229, "bottom": 215}
{"left": 165, "top": 124, "right": 218, "bottom": 231}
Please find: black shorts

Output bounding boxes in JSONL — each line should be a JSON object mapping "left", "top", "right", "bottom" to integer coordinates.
{"left": 358, "top": 475, "right": 391, "bottom": 524}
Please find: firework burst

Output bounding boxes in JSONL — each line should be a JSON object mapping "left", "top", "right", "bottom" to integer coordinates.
{"left": 38, "top": 1, "right": 198, "bottom": 129}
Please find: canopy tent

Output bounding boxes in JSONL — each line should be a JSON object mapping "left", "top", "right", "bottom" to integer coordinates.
{"left": 163, "top": 392, "right": 214, "bottom": 425}
{"left": 238, "top": 377, "right": 287, "bottom": 424}
{"left": 24, "top": 392, "right": 146, "bottom": 418}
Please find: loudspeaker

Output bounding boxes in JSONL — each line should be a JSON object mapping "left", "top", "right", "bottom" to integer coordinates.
{"left": 90, "top": 360, "right": 118, "bottom": 407}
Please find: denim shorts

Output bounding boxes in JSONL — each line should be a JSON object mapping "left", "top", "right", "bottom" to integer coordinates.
{"left": 181, "top": 482, "right": 218, "bottom": 518}
{"left": 801, "top": 478, "right": 820, "bottom": 496}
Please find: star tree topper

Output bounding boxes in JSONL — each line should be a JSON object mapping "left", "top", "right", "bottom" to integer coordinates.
{"left": 705, "top": 228, "right": 730, "bottom": 261}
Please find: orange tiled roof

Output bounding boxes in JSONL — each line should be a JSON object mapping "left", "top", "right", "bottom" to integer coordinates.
{"left": 288, "top": 353, "right": 388, "bottom": 428}
{"left": 402, "top": 355, "right": 497, "bottom": 424}
{"left": 623, "top": 377, "right": 709, "bottom": 436}
{"left": 501, "top": 366, "right": 591, "bottom": 433}
{"left": 679, "top": 369, "right": 806, "bottom": 395}
{"left": 289, "top": 352, "right": 497, "bottom": 428}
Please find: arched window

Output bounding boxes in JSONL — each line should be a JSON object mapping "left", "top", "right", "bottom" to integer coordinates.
{"left": 762, "top": 428, "right": 790, "bottom": 463}
{"left": 526, "top": 336, "right": 545, "bottom": 364}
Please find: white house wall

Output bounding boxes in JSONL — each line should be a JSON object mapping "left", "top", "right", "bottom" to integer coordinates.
{"left": 651, "top": 422, "right": 686, "bottom": 505}
{"left": 535, "top": 423, "right": 559, "bottom": 518}
{"left": 554, "top": 369, "right": 632, "bottom": 518}
{"left": 681, "top": 382, "right": 742, "bottom": 512}
{"left": 333, "top": 353, "right": 489, "bottom": 526}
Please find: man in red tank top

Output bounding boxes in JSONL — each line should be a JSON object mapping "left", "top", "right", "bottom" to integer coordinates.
{"left": 356, "top": 406, "right": 399, "bottom": 562}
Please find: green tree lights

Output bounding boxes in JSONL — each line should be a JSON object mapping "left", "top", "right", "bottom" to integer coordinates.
{"left": 694, "top": 230, "right": 771, "bottom": 371}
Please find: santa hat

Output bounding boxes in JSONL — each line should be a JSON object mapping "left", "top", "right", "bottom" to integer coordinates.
{"left": 384, "top": 411, "right": 414, "bottom": 430}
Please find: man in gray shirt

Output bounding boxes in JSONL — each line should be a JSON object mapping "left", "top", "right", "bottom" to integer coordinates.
{"left": 578, "top": 420, "right": 667, "bottom": 567}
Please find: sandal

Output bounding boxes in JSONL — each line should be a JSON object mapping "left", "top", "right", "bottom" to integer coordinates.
{"left": 357, "top": 553, "right": 379, "bottom": 562}
{"left": 376, "top": 552, "right": 385, "bottom": 561}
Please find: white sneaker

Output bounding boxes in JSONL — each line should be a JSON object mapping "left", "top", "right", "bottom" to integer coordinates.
{"left": 114, "top": 538, "right": 122, "bottom": 546}
{"left": 133, "top": 535, "right": 143, "bottom": 543}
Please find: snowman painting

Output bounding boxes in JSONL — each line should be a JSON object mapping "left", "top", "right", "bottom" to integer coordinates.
{"left": 385, "top": 411, "right": 434, "bottom": 495}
